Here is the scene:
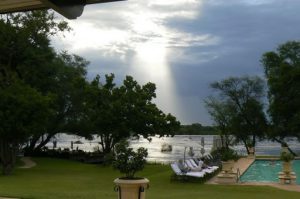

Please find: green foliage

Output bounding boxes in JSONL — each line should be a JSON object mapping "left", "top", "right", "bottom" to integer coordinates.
{"left": 0, "top": 81, "right": 52, "bottom": 174}
{"left": 280, "top": 151, "right": 294, "bottom": 162}
{"left": 176, "top": 123, "right": 217, "bottom": 135}
{"left": 211, "top": 147, "right": 239, "bottom": 162}
{"left": 0, "top": 11, "right": 70, "bottom": 87}
{"left": 0, "top": 11, "right": 89, "bottom": 174}
{"left": 113, "top": 141, "right": 148, "bottom": 179}
{"left": 0, "top": 81, "right": 52, "bottom": 141}
{"left": 83, "top": 74, "right": 180, "bottom": 154}
{"left": 262, "top": 41, "right": 300, "bottom": 141}
{"left": 205, "top": 76, "right": 267, "bottom": 153}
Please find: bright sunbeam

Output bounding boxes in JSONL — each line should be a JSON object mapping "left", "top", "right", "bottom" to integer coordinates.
{"left": 135, "top": 41, "right": 167, "bottom": 78}
{"left": 130, "top": 40, "right": 181, "bottom": 118}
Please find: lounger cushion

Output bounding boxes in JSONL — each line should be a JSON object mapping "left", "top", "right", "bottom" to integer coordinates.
{"left": 171, "top": 163, "right": 183, "bottom": 175}
{"left": 186, "top": 171, "right": 205, "bottom": 178}
{"left": 198, "top": 160, "right": 203, "bottom": 168}
{"left": 190, "top": 159, "right": 198, "bottom": 168}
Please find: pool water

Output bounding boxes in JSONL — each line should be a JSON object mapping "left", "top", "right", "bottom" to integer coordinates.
{"left": 240, "top": 160, "right": 300, "bottom": 184}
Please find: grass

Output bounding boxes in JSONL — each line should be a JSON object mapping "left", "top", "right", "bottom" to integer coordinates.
{"left": 0, "top": 158, "right": 299, "bottom": 199}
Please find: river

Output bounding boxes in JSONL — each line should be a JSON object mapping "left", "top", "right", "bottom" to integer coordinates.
{"left": 45, "top": 134, "right": 300, "bottom": 163}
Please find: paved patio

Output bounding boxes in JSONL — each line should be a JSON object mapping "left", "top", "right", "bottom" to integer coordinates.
{"left": 206, "top": 157, "right": 255, "bottom": 184}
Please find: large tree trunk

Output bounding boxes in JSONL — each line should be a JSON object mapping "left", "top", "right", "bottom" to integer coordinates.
{"left": 274, "top": 137, "right": 297, "bottom": 156}
{"left": 34, "top": 133, "right": 55, "bottom": 152}
{"left": 0, "top": 139, "right": 17, "bottom": 175}
{"left": 242, "top": 139, "right": 250, "bottom": 154}
{"left": 25, "top": 135, "right": 40, "bottom": 154}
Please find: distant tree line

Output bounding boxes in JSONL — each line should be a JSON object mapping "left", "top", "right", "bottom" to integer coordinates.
{"left": 175, "top": 123, "right": 217, "bottom": 135}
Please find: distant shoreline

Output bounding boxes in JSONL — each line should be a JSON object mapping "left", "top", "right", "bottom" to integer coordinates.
{"left": 175, "top": 123, "right": 217, "bottom": 135}
{"left": 174, "top": 132, "right": 218, "bottom": 135}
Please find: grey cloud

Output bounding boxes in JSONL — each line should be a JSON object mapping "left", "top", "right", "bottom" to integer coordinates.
{"left": 52, "top": 0, "right": 300, "bottom": 125}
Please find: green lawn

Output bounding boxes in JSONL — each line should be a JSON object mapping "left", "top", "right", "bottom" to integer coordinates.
{"left": 0, "top": 158, "right": 299, "bottom": 199}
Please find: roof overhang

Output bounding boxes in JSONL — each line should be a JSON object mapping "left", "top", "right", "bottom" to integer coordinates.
{"left": 0, "top": 0, "right": 124, "bottom": 19}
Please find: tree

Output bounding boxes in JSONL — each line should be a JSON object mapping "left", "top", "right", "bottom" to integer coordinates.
{"left": 0, "top": 11, "right": 69, "bottom": 88}
{"left": 205, "top": 98, "right": 234, "bottom": 149}
{"left": 25, "top": 52, "right": 89, "bottom": 153}
{"left": 83, "top": 74, "right": 180, "bottom": 154}
{"left": 0, "top": 11, "right": 69, "bottom": 174}
{"left": 262, "top": 41, "right": 300, "bottom": 154}
{"left": 0, "top": 11, "right": 89, "bottom": 155}
{"left": 205, "top": 76, "right": 267, "bottom": 154}
{"left": 176, "top": 123, "right": 217, "bottom": 135}
{"left": 0, "top": 81, "right": 52, "bottom": 175}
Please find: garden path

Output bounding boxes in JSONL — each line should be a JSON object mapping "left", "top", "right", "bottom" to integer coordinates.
{"left": 18, "top": 157, "right": 36, "bottom": 169}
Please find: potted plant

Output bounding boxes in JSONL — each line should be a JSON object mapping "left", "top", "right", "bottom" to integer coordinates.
{"left": 113, "top": 140, "right": 149, "bottom": 199}
{"left": 280, "top": 151, "right": 294, "bottom": 174}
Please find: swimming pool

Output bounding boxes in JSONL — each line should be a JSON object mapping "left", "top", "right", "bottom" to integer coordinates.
{"left": 240, "top": 160, "right": 300, "bottom": 184}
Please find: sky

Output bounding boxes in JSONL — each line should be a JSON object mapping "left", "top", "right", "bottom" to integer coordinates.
{"left": 52, "top": 0, "right": 300, "bottom": 125}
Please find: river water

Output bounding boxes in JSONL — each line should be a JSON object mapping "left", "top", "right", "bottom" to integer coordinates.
{"left": 45, "top": 134, "right": 300, "bottom": 163}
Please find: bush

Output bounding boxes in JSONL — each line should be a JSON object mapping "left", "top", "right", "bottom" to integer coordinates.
{"left": 113, "top": 140, "right": 148, "bottom": 179}
{"left": 280, "top": 151, "right": 294, "bottom": 162}
{"left": 211, "top": 147, "right": 239, "bottom": 161}
{"left": 103, "top": 152, "right": 114, "bottom": 165}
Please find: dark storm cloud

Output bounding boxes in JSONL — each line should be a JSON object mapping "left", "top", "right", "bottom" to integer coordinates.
{"left": 164, "top": 0, "right": 300, "bottom": 124}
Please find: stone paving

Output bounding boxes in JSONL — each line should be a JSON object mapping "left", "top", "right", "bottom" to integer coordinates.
{"left": 206, "top": 157, "right": 254, "bottom": 184}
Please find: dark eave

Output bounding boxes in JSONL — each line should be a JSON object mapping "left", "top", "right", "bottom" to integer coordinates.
{"left": 0, "top": 0, "right": 125, "bottom": 19}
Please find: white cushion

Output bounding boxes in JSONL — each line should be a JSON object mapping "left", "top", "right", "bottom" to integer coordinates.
{"left": 171, "top": 163, "right": 183, "bottom": 175}
{"left": 198, "top": 160, "right": 203, "bottom": 168}
{"left": 190, "top": 159, "right": 198, "bottom": 167}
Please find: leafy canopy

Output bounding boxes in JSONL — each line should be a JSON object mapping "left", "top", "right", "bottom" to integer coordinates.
{"left": 83, "top": 74, "right": 181, "bottom": 154}
{"left": 262, "top": 41, "right": 300, "bottom": 140}
{"left": 205, "top": 76, "right": 267, "bottom": 153}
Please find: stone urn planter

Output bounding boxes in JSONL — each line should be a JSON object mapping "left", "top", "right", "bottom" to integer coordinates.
{"left": 280, "top": 151, "right": 294, "bottom": 174}
{"left": 278, "top": 156, "right": 296, "bottom": 185}
{"left": 282, "top": 161, "right": 292, "bottom": 174}
{"left": 113, "top": 141, "right": 149, "bottom": 199}
{"left": 221, "top": 160, "right": 234, "bottom": 173}
{"left": 114, "top": 178, "right": 149, "bottom": 199}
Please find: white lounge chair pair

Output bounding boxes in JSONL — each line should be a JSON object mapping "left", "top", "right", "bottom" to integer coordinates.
{"left": 170, "top": 162, "right": 206, "bottom": 178}
{"left": 171, "top": 159, "right": 219, "bottom": 179}
{"left": 186, "top": 159, "right": 219, "bottom": 173}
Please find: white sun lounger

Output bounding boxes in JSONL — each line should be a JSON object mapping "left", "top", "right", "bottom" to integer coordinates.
{"left": 189, "top": 159, "right": 199, "bottom": 168}
{"left": 187, "top": 159, "right": 220, "bottom": 172}
{"left": 203, "top": 166, "right": 219, "bottom": 173}
{"left": 170, "top": 163, "right": 206, "bottom": 178}
{"left": 185, "top": 160, "right": 195, "bottom": 169}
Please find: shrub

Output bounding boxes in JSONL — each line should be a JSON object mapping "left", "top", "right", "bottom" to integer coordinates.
{"left": 211, "top": 147, "right": 239, "bottom": 161}
{"left": 113, "top": 140, "right": 148, "bottom": 179}
{"left": 280, "top": 151, "right": 294, "bottom": 162}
